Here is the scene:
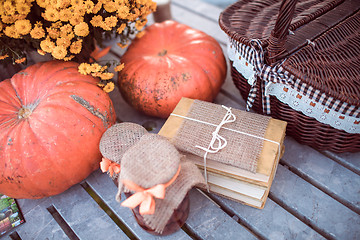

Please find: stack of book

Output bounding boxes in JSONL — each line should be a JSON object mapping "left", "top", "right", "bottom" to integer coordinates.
{"left": 158, "top": 98, "right": 287, "bottom": 209}
{"left": 184, "top": 142, "right": 284, "bottom": 209}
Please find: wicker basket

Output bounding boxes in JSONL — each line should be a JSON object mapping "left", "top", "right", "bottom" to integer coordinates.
{"left": 219, "top": 0, "right": 360, "bottom": 153}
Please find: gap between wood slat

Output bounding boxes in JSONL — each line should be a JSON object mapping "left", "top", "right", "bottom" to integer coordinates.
{"left": 180, "top": 223, "right": 202, "bottom": 240}
{"left": 279, "top": 159, "right": 360, "bottom": 215}
{"left": 195, "top": 188, "right": 264, "bottom": 240}
{"left": 9, "top": 231, "right": 22, "bottom": 240}
{"left": 268, "top": 192, "right": 335, "bottom": 240}
{"left": 47, "top": 205, "right": 80, "bottom": 240}
{"left": 80, "top": 182, "right": 138, "bottom": 240}
{"left": 321, "top": 151, "right": 360, "bottom": 176}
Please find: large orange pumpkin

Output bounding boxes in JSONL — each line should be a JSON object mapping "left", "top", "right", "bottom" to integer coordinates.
{"left": 0, "top": 61, "right": 116, "bottom": 199}
{"left": 118, "top": 20, "right": 227, "bottom": 118}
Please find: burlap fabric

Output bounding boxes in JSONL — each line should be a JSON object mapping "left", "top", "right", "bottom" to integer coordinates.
{"left": 99, "top": 122, "right": 147, "bottom": 163}
{"left": 117, "top": 134, "right": 205, "bottom": 234}
{"left": 173, "top": 100, "right": 270, "bottom": 173}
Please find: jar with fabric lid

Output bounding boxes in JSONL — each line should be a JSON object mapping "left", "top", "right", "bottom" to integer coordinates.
{"left": 116, "top": 133, "right": 205, "bottom": 235}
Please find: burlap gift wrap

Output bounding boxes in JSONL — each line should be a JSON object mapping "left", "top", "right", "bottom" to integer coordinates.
{"left": 163, "top": 98, "right": 271, "bottom": 173}
{"left": 99, "top": 122, "right": 148, "bottom": 178}
{"left": 116, "top": 134, "right": 205, "bottom": 234}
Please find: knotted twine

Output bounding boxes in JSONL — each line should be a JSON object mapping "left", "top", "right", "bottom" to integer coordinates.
{"left": 171, "top": 100, "right": 271, "bottom": 173}
{"left": 117, "top": 134, "right": 205, "bottom": 234}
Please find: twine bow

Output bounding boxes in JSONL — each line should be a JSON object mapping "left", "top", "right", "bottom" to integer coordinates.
{"left": 100, "top": 157, "right": 121, "bottom": 177}
{"left": 195, "top": 105, "right": 236, "bottom": 190}
{"left": 121, "top": 165, "right": 181, "bottom": 215}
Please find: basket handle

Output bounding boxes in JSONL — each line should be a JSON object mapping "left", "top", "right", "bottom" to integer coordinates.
{"left": 267, "top": 0, "right": 298, "bottom": 65}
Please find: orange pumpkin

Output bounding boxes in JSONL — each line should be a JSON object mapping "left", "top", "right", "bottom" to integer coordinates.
{"left": 0, "top": 61, "right": 116, "bottom": 199}
{"left": 118, "top": 20, "right": 227, "bottom": 118}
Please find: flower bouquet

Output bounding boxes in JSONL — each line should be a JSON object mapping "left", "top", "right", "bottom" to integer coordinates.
{"left": 0, "top": 0, "right": 156, "bottom": 91}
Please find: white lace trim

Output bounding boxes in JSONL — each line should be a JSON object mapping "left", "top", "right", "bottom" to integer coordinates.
{"left": 227, "top": 42, "right": 360, "bottom": 134}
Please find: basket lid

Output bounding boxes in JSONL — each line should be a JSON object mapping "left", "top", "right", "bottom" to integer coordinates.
{"left": 219, "top": 0, "right": 351, "bottom": 58}
{"left": 282, "top": 10, "right": 360, "bottom": 108}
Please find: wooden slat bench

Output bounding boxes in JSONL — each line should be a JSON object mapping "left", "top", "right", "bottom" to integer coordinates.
{"left": 2, "top": 0, "right": 359, "bottom": 239}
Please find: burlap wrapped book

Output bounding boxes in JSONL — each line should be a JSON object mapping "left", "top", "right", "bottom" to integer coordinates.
{"left": 116, "top": 133, "right": 205, "bottom": 234}
{"left": 158, "top": 98, "right": 287, "bottom": 209}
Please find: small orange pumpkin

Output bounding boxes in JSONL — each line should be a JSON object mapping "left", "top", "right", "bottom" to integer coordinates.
{"left": 118, "top": 20, "right": 227, "bottom": 118}
{"left": 0, "top": 61, "right": 116, "bottom": 199}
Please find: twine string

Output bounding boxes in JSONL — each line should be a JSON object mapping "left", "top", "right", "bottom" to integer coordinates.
{"left": 170, "top": 105, "right": 281, "bottom": 191}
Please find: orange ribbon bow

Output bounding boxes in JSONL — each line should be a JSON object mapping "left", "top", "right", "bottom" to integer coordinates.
{"left": 121, "top": 165, "right": 181, "bottom": 215}
{"left": 100, "top": 157, "right": 121, "bottom": 177}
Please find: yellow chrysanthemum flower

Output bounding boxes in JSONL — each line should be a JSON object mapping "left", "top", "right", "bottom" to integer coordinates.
{"left": 114, "top": 63, "right": 124, "bottom": 72}
{"left": 40, "top": 38, "right": 56, "bottom": 53}
{"left": 4, "top": 25, "right": 21, "bottom": 38}
{"left": 78, "top": 62, "right": 92, "bottom": 75}
{"left": 58, "top": 24, "right": 74, "bottom": 39}
{"left": 36, "top": 0, "right": 48, "bottom": 8}
{"left": 117, "top": 6, "right": 129, "bottom": 19}
{"left": 3, "top": 2, "right": 16, "bottom": 15}
{"left": 15, "top": 57, "right": 26, "bottom": 64}
{"left": 47, "top": 27, "right": 60, "bottom": 39}
{"left": 84, "top": 0, "right": 94, "bottom": 13}
{"left": 91, "top": 72, "right": 101, "bottom": 77}
{"left": 63, "top": 55, "right": 75, "bottom": 61}
{"left": 30, "top": 25, "right": 45, "bottom": 39}
{"left": 103, "top": 2, "right": 117, "bottom": 13}
{"left": 136, "top": 30, "right": 145, "bottom": 38}
{"left": 37, "top": 49, "right": 46, "bottom": 55}
{"left": 43, "top": 8, "right": 60, "bottom": 22}
{"left": 0, "top": 54, "right": 9, "bottom": 60}
{"left": 90, "top": 63, "right": 102, "bottom": 73}
{"left": 56, "top": 37, "right": 71, "bottom": 47}
{"left": 55, "top": 0, "right": 71, "bottom": 9}
{"left": 99, "top": 72, "right": 114, "bottom": 80}
{"left": 90, "top": 15, "right": 103, "bottom": 27}
{"left": 74, "top": 22, "right": 89, "bottom": 37}
{"left": 103, "top": 82, "right": 115, "bottom": 93}
{"left": 69, "top": 39, "right": 82, "bottom": 54}
{"left": 92, "top": 2, "right": 102, "bottom": 14}
{"left": 116, "top": 23, "right": 126, "bottom": 34}
{"left": 59, "top": 8, "right": 72, "bottom": 22}
{"left": 60, "top": 24, "right": 72, "bottom": 33}
{"left": 69, "top": 14, "right": 84, "bottom": 26}
{"left": 16, "top": 2, "right": 31, "bottom": 15}
{"left": 14, "top": 19, "right": 32, "bottom": 35}
{"left": 1, "top": 15, "right": 14, "bottom": 24}
{"left": 117, "top": 42, "right": 128, "bottom": 49}
{"left": 52, "top": 45, "right": 67, "bottom": 59}
{"left": 104, "top": 16, "right": 117, "bottom": 28}
{"left": 97, "top": 82, "right": 105, "bottom": 88}
{"left": 71, "top": 0, "right": 83, "bottom": 5}
{"left": 135, "top": 19, "right": 147, "bottom": 31}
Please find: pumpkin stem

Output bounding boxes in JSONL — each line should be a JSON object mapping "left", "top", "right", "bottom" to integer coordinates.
{"left": 18, "top": 107, "right": 32, "bottom": 119}
{"left": 158, "top": 49, "right": 167, "bottom": 56}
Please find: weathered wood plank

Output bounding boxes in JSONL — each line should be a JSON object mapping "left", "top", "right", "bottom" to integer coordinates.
{"left": 282, "top": 137, "right": 360, "bottom": 214}
{"left": 2, "top": 198, "right": 67, "bottom": 240}
{"left": 271, "top": 165, "right": 360, "bottom": 240}
{"left": 171, "top": 2, "right": 228, "bottom": 45}
{"left": 85, "top": 170, "right": 192, "bottom": 240}
{"left": 172, "top": 0, "right": 224, "bottom": 22}
{"left": 323, "top": 151, "right": 360, "bottom": 176}
{"left": 185, "top": 189, "right": 257, "bottom": 240}
{"left": 211, "top": 195, "right": 325, "bottom": 240}
{"left": 50, "top": 184, "right": 129, "bottom": 240}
